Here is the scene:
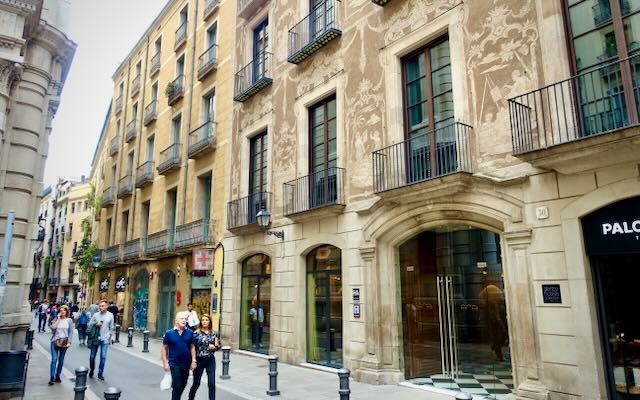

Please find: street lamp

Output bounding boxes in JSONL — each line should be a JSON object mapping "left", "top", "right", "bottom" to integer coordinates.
{"left": 256, "top": 208, "right": 284, "bottom": 240}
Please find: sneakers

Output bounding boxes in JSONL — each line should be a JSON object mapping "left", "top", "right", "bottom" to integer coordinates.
{"left": 89, "top": 369, "right": 94, "bottom": 378}
{"left": 54, "top": 376, "right": 61, "bottom": 383}
{"left": 48, "top": 379, "right": 54, "bottom": 386}
{"left": 97, "top": 375, "right": 104, "bottom": 381}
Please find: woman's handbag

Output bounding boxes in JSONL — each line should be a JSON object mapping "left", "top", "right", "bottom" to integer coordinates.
{"left": 54, "top": 337, "right": 68, "bottom": 348}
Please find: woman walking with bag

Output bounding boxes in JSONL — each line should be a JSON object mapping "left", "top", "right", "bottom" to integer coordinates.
{"left": 188, "top": 314, "right": 219, "bottom": 400}
{"left": 77, "top": 306, "right": 90, "bottom": 346}
{"left": 49, "top": 304, "right": 73, "bottom": 385}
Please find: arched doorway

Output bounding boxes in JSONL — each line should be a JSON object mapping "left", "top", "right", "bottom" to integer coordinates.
{"left": 240, "top": 254, "right": 271, "bottom": 354}
{"left": 157, "top": 270, "right": 176, "bottom": 336}
{"left": 133, "top": 269, "right": 149, "bottom": 331}
{"left": 307, "top": 245, "right": 343, "bottom": 367}
{"left": 398, "top": 225, "right": 511, "bottom": 396}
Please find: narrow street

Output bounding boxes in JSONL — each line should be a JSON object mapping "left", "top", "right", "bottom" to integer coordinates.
{"left": 32, "top": 321, "right": 246, "bottom": 400}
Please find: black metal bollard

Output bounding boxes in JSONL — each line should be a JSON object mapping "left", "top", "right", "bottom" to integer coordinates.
{"left": 127, "top": 327, "right": 133, "bottom": 347}
{"left": 25, "top": 329, "right": 34, "bottom": 350}
{"left": 114, "top": 324, "right": 120, "bottom": 343}
{"left": 338, "top": 368, "right": 351, "bottom": 400}
{"left": 142, "top": 330, "right": 149, "bottom": 352}
{"left": 220, "top": 345, "right": 231, "bottom": 379}
{"left": 103, "top": 386, "right": 122, "bottom": 399}
{"left": 266, "top": 355, "right": 280, "bottom": 396}
{"left": 74, "top": 366, "right": 89, "bottom": 400}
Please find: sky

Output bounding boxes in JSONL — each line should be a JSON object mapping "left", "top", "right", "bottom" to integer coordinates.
{"left": 44, "top": 0, "right": 168, "bottom": 187}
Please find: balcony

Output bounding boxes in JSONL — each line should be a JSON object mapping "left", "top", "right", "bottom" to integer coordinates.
{"left": 109, "top": 135, "right": 120, "bottom": 156}
{"left": 149, "top": 52, "right": 160, "bottom": 76}
{"left": 175, "top": 21, "right": 187, "bottom": 50}
{"left": 125, "top": 119, "right": 137, "bottom": 142}
{"left": 238, "top": 0, "right": 269, "bottom": 20}
{"left": 198, "top": 44, "right": 218, "bottom": 80}
{"left": 234, "top": 51, "right": 272, "bottom": 102}
{"left": 48, "top": 277, "right": 59, "bottom": 286}
{"left": 144, "top": 100, "right": 157, "bottom": 126}
{"left": 175, "top": 219, "right": 215, "bottom": 251}
{"left": 227, "top": 191, "right": 271, "bottom": 234}
{"left": 102, "top": 186, "right": 115, "bottom": 207}
{"left": 284, "top": 167, "right": 345, "bottom": 220}
{"left": 136, "top": 161, "right": 155, "bottom": 188}
{"left": 593, "top": 0, "right": 630, "bottom": 27}
{"left": 167, "top": 75, "right": 185, "bottom": 106}
{"left": 104, "top": 244, "right": 121, "bottom": 264}
{"left": 288, "top": 0, "right": 341, "bottom": 64}
{"left": 117, "top": 175, "right": 133, "bottom": 198}
{"left": 131, "top": 74, "right": 141, "bottom": 97}
{"left": 188, "top": 121, "right": 216, "bottom": 158}
{"left": 372, "top": 122, "right": 473, "bottom": 197}
{"left": 204, "top": 0, "right": 220, "bottom": 19}
{"left": 145, "top": 229, "right": 173, "bottom": 257}
{"left": 157, "top": 143, "right": 181, "bottom": 175}
{"left": 123, "top": 238, "right": 141, "bottom": 262}
{"left": 508, "top": 55, "right": 640, "bottom": 174}
{"left": 114, "top": 95, "right": 123, "bottom": 114}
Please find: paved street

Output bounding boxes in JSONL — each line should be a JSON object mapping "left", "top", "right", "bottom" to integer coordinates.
{"left": 31, "top": 319, "right": 246, "bottom": 400}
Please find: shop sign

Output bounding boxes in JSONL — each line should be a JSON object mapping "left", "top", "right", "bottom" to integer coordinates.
{"left": 582, "top": 196, "right": 640, "bottom": 255}
{"left": 99, "top": 277, "right": 109, "bottom": 292}
{"left": 192, "top": 248, "right": 214, "bottom": 271}
{"left": 353, "top": 304, "right": 361, "bottom": 319}
{"left": 191, "top": 272, "right": 212, "bottom": 290}
{"left": 542, "top": 284, "right": 561, "bottom": 304}
{"left": 115, "top": 276, "right": 126, "bottom": 292}
{"left": 352, "top": 288, "right": 360, "bottom": 302}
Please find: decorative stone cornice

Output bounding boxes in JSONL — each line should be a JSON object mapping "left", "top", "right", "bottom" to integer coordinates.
{"left": 503, "top": 229, "right": 533, "bottom": 247}
{"left": 0, "top": 33, "right": 26, "bottom": 51}
{"left": 359, "top": 244, "right": 376, "bottom": 262}
{"left": 0, "top": 58, "right": 23, "bottom": 95}
{"left": 0, "top": 0, "right": 38, "bottom": 15}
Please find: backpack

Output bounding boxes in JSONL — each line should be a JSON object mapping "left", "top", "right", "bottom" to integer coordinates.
{"left": 86, "top": 324, "right": 101, "bottom": 347}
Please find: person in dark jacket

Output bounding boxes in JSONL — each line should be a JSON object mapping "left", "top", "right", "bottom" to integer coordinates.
{"left": 188, "top": 314, "right": 219, "bottom": 400}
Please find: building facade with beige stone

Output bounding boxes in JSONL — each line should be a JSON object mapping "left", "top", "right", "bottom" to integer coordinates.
{"left": 222, "top": 0, "right": 640, "bottom": 399}
{"left": 90, "top": 0, "right": 230, "bottom": 335}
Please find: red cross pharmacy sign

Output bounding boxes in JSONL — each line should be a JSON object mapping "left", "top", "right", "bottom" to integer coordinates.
{"left": 192, "top": 248, "right": 214, "bottom": 271}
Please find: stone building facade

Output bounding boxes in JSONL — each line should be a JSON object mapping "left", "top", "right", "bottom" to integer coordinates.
{"left": 0, "top": 0, "right": 75, "bottom": 351}
{"left": 222, "top": 1, "right": 640, "bottom": 400}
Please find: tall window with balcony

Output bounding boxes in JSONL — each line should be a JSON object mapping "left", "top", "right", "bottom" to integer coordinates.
{"left": 308, "top": 95, "right": 339, "bottom": 209}
{"left": 146, "top": 135, "right": 155, "bottom": 161}
{"left": 249, "top": 131, "right": 268, "bottom": 224}
{"left": 121, "top": 210, "right": 129, "bottom": 243}
{"left": 105, "top": 218, "right": 112, "bottom": 247}
{"left": 150, "top": 37, "right": 161, "bottom": 76}
{"left": 199, "top": 23, "right": 218, "bottom": 79}
{"left": 168, "top": 56, "right": 185, "bottom": 105}
{"left": 175, "top": 6, "right": 188, "bottom": 50}
{"left": 141, "top": 201, "right": 151, "bottom": 240}
{"left": 166, "top": 189, "right": 178, "bottom": 245}
{"left": 254, "top": 19, "right": 269, "bottom": 79}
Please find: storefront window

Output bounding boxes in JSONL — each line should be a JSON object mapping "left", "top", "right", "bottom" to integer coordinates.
{"left": 240, "top": 254, "right": 271, "bottom": 354}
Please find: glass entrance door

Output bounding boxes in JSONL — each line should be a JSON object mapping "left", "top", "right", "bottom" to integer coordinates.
{"left": 399, "top": 227, "right": 512, "bottom": 398}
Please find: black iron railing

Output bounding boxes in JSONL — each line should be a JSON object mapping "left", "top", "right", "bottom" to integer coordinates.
{"left": 227, "top": 191, "right": 271, "bottom": 230}
{"left": 102, "top": 186, "right": 115, "bottom": 206}
{"left": 150, "top": 52, "right": 160, "bottom": 75}
{"left": 109, "top": 135, "right": 120, "bottom": 156}
{"left": 175, "top": 21, "right": 187, "bottom": 48}
{"left": 136, "top": 161, "right": 155, "bottom": 187}
{"left": 123, "top": 239, "right": 141, "bottom": 261}
{"left": 167, "top": 74, "right": 185, "bottom": 105}
{"left": 131, "top": 74, "right": 141, "bottom": 96}
{"left": 283, "top": 167, "right": 344, "bottom": 215}
{"left": 114, "top": 95, "right": 123, "bottom": 114}
{"left": 508, "top": 54, "right": 640, "bottom": 154}
{"left": 175, "top": 219, "right": 215, "bottom": 249}
{"left": 145, "top": 229, "right": 173, "bottom": 255}
{"left": 117, "top": 175, "right": 133, "bottom": 198}
{"left": 188, "top": 121, "right": 216, "bottom": 157}
{"left": 288, "top": 0, "right": 341, "bottom": 64}
{"left": 372, "top": 122, "right": 473, "bottom": 193}
{"left": 144, "top": 100, "right": 157, "bottom": 125}
{"left": 234, "top": 51, "right": 272, "bottom": 102}
{"left": 126, "top": 119, "right": 136, "bottom": 142}
{"left": 198, "top": 44, "right": 218, "bottom": 78}
{"left": 158, "top": 143, "right": 181, "bottom": 174}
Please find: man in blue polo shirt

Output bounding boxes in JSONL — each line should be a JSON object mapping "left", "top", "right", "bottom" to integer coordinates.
{"left": 161, "top": 311, "right": 196, "bottom": 400}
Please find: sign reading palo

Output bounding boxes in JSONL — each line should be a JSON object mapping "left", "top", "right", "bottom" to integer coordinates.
{"left": 99, "top": 277, "right": 109, "bottom": 292}
{"left": 582, "top": 196, "right": 640, "bottom": 255}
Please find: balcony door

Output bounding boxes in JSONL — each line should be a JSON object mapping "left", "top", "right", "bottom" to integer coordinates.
{"left": 253, "top": 19, "right": 269, "bottom": 82}
{"left": 310, "top": 0, "right": 335, "bottom": 40}
{"left": 249, "top": 131, "right": 268, "bottom": 224}
{"left": 309, "top": 95, "right": 337, "bottom": 208}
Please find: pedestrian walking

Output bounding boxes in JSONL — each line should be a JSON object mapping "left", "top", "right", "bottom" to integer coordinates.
{"left": 87, "top": 300, "right": 115, "bottom": 380}
{"left": 107, "top": 301, "right": 119, "bottom": 327}
{"left": 48, "top": 304, "right": 73, "bottom": 385}
{"left": 161, "top": 311, "right": 196, "bottom": 400}
{"left": 186, "top": 303, "right": 199, "bottom": 331}
{"left": 37, "top": 300, "right": 49, "bottom": 332}
{"left": 77, "top": 306, "right": 90, "bottom": 345}
{"left": 88, "top": 302, "right": 99, "bottom": 317}
{"left": 188, "top": 314, "right": 219, "bottom": 400}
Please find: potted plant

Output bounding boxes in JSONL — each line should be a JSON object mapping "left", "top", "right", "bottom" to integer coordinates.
{"left": 165, "top": 81, "right": 177, "bottom": 98}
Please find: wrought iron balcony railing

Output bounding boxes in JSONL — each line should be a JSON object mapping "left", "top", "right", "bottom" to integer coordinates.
{"left": 234, "top": 51, "right": 272, "bottom": 102}
{"left": 102, "top": 186, "right": 115, "bottom": 206}
{"left": 125, "top": 119, "right": 137, "bottom": 142}
{"left": 288, "top": 0, "right": 341, "bottom": 64}
{"left": 284, "top": 167, "right": 345, "bottom": 215}
{"left": 117, "top": 175, "right": 133, "bottom": 198}
{"left": 157, "top": 143, "right": 181, "bottom": 175}
{"left": 175, "top": 219, "right": 215, "bottom": 249}
{"left": 509, "top": 54, "right": 640, "bottom": 155}
{"left": 136, "top": 161, "right": 155, "bottom": 188}
{"left": 114, "top": 95, "right": 123, "bottom": 114}
{"left": 109, "top": 135, "right": 120, "bottom": 156}
{"left": 204, "top": 0, "right": 220, "bottom": 19}
{"left": 144, "top": 100, "right": 157, "bottom": 125}
{"left": 372, "top": 122, "right": 473, "bottom": 193}
{"left": 175, "top": 21, "right": 187, "bottom": 50}
{"left": 198, "top": 44, "right": 219, "bottom": 80}
{"left": 167, "top": 74, "right": 185, "bottom": 105}
{"left": 123, "top": 238, "right": 141, "bottom": 261}
{"left": 145, "top": 229, "right": 173, "bottom": 256}
{"left": 150, "top": 52, "right": 160, "bottom": 76}
{"left": 105, "top": 244, "right": 120, "bottom": 264}
{"left": 227, "top": 191, "right": 271, "bottom": 230}
{"left": 131, "top": 74, "right": 141, "bottom": 97}
{"left": 188, "top": 121, "right": 216, "bottom": 158}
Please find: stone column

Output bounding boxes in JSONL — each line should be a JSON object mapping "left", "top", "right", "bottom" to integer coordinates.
{"left": 502, "top": 230, "right": 549, "bottom": 400}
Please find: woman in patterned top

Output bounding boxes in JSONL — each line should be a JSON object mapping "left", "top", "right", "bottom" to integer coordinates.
{"left": 188, "top": 313, "right": 219, "bottom": 400}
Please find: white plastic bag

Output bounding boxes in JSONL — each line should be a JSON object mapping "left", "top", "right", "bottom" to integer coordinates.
{"left": 160, "top": 372, "right": 172, "bottom": 391}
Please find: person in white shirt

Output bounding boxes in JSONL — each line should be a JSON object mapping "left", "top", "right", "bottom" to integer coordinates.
{"left": 186, "top": 303, "right": 199, "bottom": 330}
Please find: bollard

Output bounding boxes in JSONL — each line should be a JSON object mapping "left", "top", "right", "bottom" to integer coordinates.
{"left": 220, "top": 345, "right": 231, "bottom": 379}
{"left": 114, "top": 324, "right": 120, "bottom": 343}
{"left": 127, "top": 327, "right": 133, "bottom": 348}
{"left": 103, "top": 386, "right": 122, "bottom": 400}
{"left": 338, "top": 368, "right": 350, "bottom": 400}
{"left": 25, "top": 329, "right": 34, "bottom": 350}
{"left": 455, "top": 393, "right": 473, "bottom": 400}
{"left": 74, "top": 366, "right": 89, "bottom": 400}
{"left": 142, "top": 330, "right": 150, "bottom": 352}
{"left": 266, "top": 355, "right": 280, "bottom": 396}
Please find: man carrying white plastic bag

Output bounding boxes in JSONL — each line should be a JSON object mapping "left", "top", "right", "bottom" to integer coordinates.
{"left": 160, "top": 371, "right": 172, "bottom": 391}
{"left": 160, "top": 311, "right": 196, "bottom": 399}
